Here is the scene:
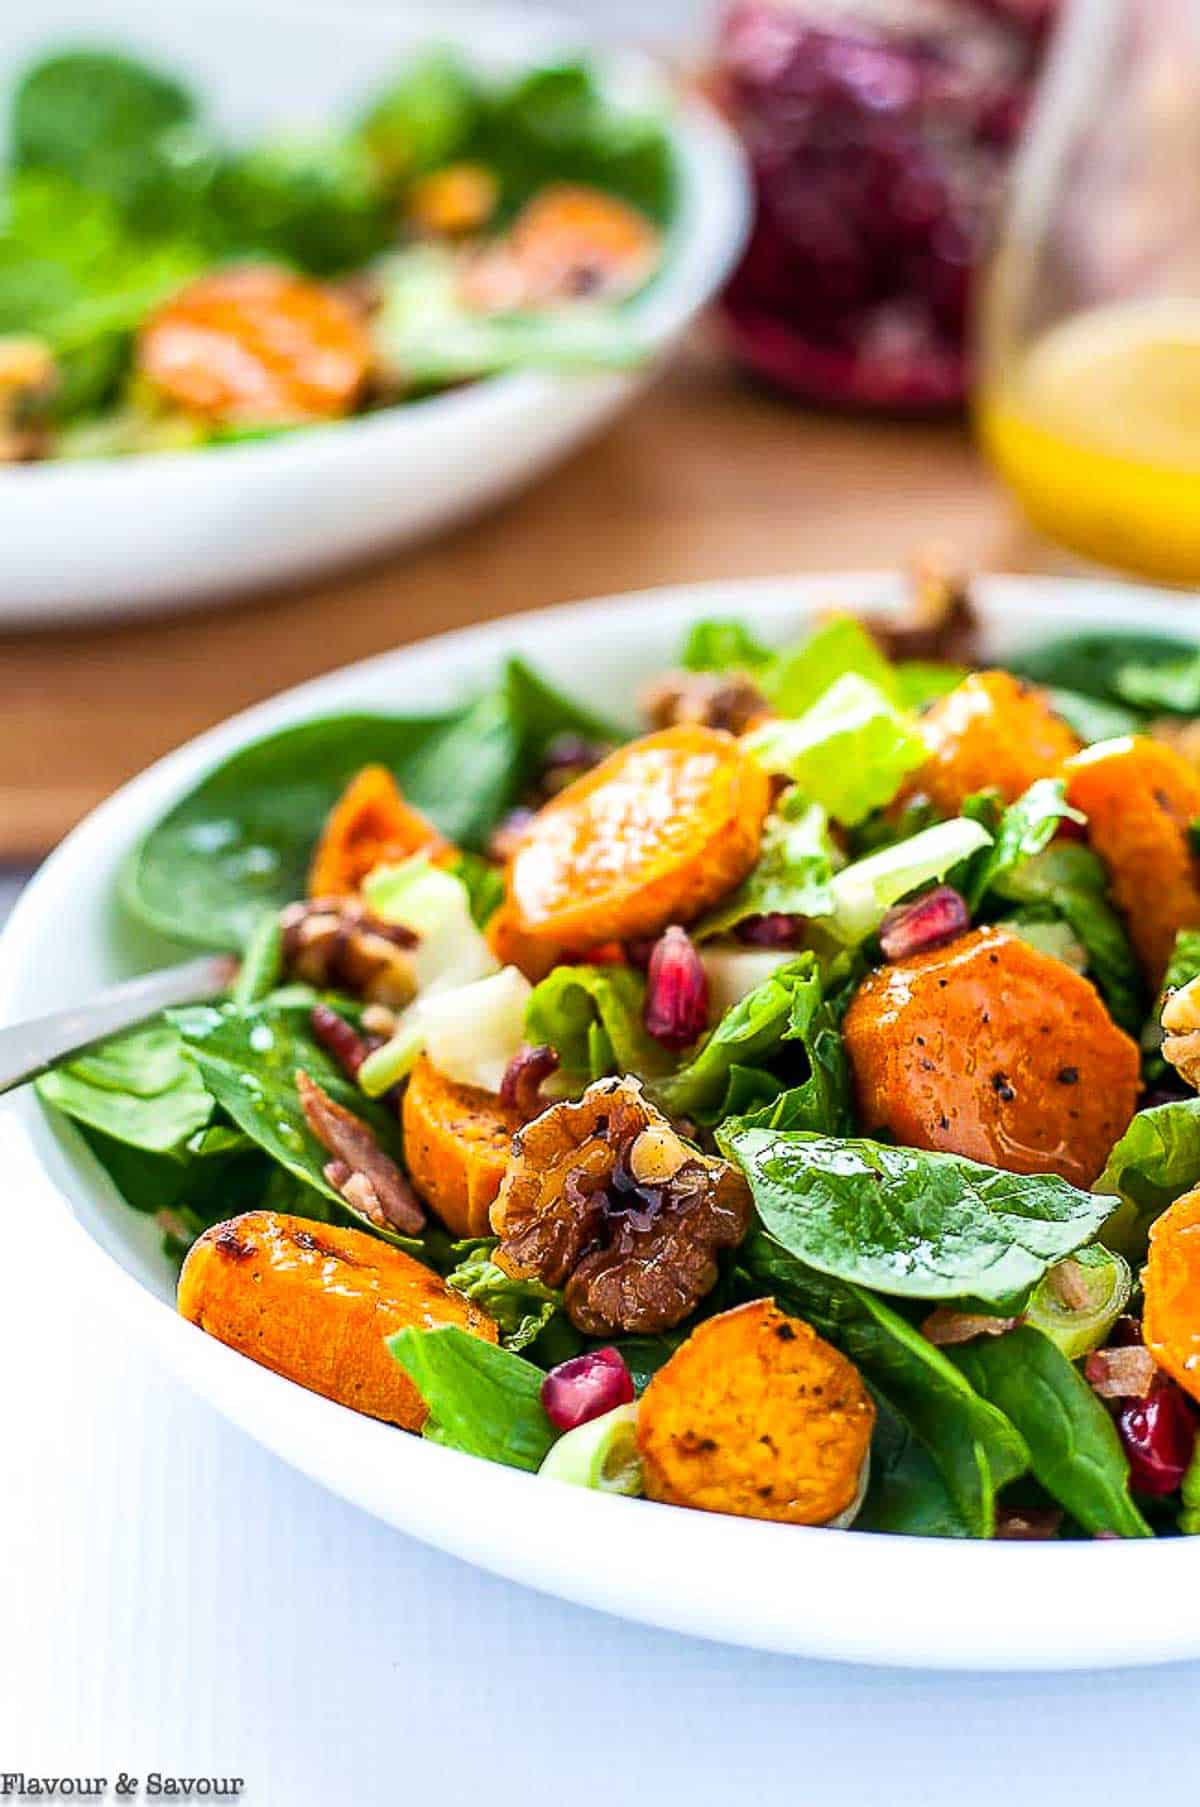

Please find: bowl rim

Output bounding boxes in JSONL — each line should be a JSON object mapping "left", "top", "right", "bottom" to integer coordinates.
{"left": 7, "top": 569, "right": 1200, "bottom": 1674}
{"left": 0, "top": 0, "right": 749, "bottom": 492}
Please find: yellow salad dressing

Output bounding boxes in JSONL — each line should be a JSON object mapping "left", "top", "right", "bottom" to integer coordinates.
{"left": 976, "top": 297, "right": 1200, "bottom": 583}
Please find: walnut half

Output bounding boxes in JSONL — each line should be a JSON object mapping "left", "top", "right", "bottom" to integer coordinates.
{"left": 1163, "top": 975, "right": 1200, "bottom": 1091}
{"left": 280, "top": 896, "right": 417, "bottom": 1006}
{"left": 490, "top": 1077, "right": 752, "bottom": 1337}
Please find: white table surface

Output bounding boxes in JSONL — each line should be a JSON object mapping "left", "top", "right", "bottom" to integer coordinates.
{"left": 2, "top": 864, "right": 1198, "bottom": 1799}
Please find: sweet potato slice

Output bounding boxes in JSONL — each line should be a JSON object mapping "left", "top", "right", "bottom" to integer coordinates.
{"left": 461, "top": 183, "right": 659, "bottom": 312}
{"left": 1064, "top": 735, "right": 1200, "bottom": 986}
{"left": 507, "top": 725, "right": 771, "bottom": 950}
{"left": 177, "top": 1210, "right": 496, "bottom": 1427}
{"left": 636, "top": 1299, "right": 875, "bottom": 1525}
{"left": 1143, "top": 1184, "right": 1200, "bottom": 1404}
{"left": 843, "top": 925, "right": 1140, "bottom": 1188}
{"left": 402, "top": 1054, "right": 524, "bottom": 1238}
{"left": 908, "top": 670, "right": 1080, "bottom": 815}
{"left": 308, "top": 764, "right": 449, "bottom": 897}
{"left": 139, "top": 265, "right": 372, "bottom": 425}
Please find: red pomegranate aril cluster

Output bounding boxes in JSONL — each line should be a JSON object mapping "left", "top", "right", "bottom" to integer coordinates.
{"left": 879, "top": 885, "right": 969, "bottom": 961}
{"left": 735, "top": 911, "right": 805, "bottom": 947}
{"left": 643, "top": 924, "right": 710, "bottom": 1049}
{"left": 1116, "top": 1381, "right": 1198, "bottom": 1496}
{"left": 541, "top": 1347, "right": 636, "bottom": 1432}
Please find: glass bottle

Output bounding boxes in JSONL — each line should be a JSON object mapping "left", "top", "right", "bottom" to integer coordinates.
{"left": 976, "top": 0, "right": 1200, "bottom": 583}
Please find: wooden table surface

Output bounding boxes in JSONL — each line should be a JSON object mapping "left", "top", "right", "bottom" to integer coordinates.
{"left": 0, "top": 341, "right": 1037, "bottom": 863}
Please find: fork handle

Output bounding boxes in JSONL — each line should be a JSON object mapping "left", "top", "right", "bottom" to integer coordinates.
{"left": 0, "top": 954, "right": 237, "bottom": 1096}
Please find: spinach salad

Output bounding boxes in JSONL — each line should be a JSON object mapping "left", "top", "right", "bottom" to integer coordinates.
{"left": 37, "top": 582, "right": 1200, "bottom": 1542}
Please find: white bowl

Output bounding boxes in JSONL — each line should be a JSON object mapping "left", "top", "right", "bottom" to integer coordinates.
{"left": 0, "top": 0, "right": 748, "bottom": 626}
{"left": 5, "top": 571, "right": 1200, "bottom": 1672}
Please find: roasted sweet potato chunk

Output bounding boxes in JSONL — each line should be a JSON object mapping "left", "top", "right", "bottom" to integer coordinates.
{"left": 1143, "top": 1185, "right": 1200, "bottom": 1405}
{"left": 909, "top": 670, "right": 1080, "bottom": 816}
{"left": 308, "top": 764, "right": 449, "bottom": 898}
{"left": 1064, "top": 735, "right": 1200, "bottom": 986}
{"left": 637, "top": 1300, "right": 875, "bottom": 1526}
{"left": 177, "top": 1211, "right": 496, "bottom": 1427}
{"left": 507, "top": 725, "right": 770, "bottom": 950}
{"left": 461, "top": 183, "right": 659, "bottom": 312}
{"left": 139, "top": 265, "right": 372, "bottom": 425}
{"left": 402, "top": 1053, "right": 524, "bottom": 1239}
{"left": 843, "top": 925, "right": 1140, "bottom": 1188}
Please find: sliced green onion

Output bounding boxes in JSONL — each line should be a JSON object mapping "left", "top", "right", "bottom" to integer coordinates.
{"left": 1025, "top": 1246, "right": 1132, "bottom": 1361}
{"left": 358, "top": 1010, "right": 426, "bottom": 1097}
{"left": 232, "top": 912, "right": 284, "bottom": 1010}
{"left": 827, "top": 817, "right": 993, "bottom": 945}
{"left": 538, "top": 1403, "right": 643, "bottom": 1496}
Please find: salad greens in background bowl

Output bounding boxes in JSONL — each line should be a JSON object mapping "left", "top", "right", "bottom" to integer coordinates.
{"left": 7, "top": 568, "right": 1200, "bottom": 1671}
{"left": 0, "top": 0, "right": 747, "bottom": 624}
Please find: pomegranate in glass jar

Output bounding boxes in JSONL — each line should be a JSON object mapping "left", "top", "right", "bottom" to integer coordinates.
{"left": 716, "top": 0, "right": 1056, "bottom": 409}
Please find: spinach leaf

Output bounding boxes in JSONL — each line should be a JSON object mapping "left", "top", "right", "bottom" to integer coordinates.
{"left": 123, "top": 711, "right": 453, "bottom": 949}
{"left": 1112, "top": 648, "right": 1200, "bottom": 716}
{"left": 1045, "top": 687, "right": 1140, "bottom": 745}
{"left": 1093, "top": 1099, "right": 1200, "bottom": 1258}
{"left": 448, "top": 852, "right": 506, "bottom": 928}
{"left": 723, "top": 1129, "right": 1117, "bottom": 1311}
{"left": 741, "top": 1232, "right": 1027, "bottom": 1535}
{"left": 169, "top": 997, "right": 407, "bottom": 1234}
{"left": 990, "top": 841, "right": 1146, "bottom": 1033}
{"left": 949, "top": 1327, "right": 1151, "bottom": 1538}
{"left": 12, "top": 51, "right": 203, "bottom": 231}
{"left": 387, "top": 1326, "right": 556, "bottom": 1470}
{"left": 694, "top": 797, "right": 835, "bottom": 940}
{"left": 654, "top": 952, "right": 851, "bottom": 1130}
{"left": 356, "top": 50, "right": 481, "bottom": 186}
{"left": 525, "top": 964, "right": 669, "bottom": 1091}
{"left": 445, "top": 1241, "right": 563, "bottom": 1353}
{"left": 211, "top": 135, "right": 388, "bottom": 275}
{"left": 681, "top": 618, "right": 771, "bottom": 673}
{"left": 856, "top": 1395, "right": 971, "bottom": 1538}
{"left": 1009, "top": 631, "right": 1196, "bottom": 712}
{"left": 477, "top": 62, "right": 675, "bottom": 224}
{"left": 611, "top": 1334, "right": 685, "bottom": 1394}
{"left": 959, "top": 779, "right": 1083, "bottom": 911}
{"left": 36, "top": 1019, "right": 213, "bottom": 1155}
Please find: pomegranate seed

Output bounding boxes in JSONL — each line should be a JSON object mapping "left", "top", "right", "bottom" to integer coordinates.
{"left": 1117, "top": 1380, "right": 1198, "bottom": 1495}
{"left": 643, "top": 925, "right": 709, "bottom": 1049}
{"left": 735, "top": 911, "right": 804, "bottom": 947}
{"left": 541, "top": 1347, "right": 635, "bottom": 1432}
{"left": 879, "top": 884, "right": 969, "bottom": 960}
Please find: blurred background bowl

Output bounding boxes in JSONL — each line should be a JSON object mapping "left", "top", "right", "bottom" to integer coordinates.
{"left": 0, "top": 0, "right": 748, "bottom": 626}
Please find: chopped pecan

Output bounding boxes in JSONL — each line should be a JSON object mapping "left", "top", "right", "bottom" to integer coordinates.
{"left": 280, "top": 896, "right": 418, "bottom": 1006}
{"left": 297, "top": 1070, "right": 425, "bottom": 1236}
{"left": 640, "top": 669, "right": 771, "bottom": 736}
{"left": 1162, "top": 976, "right": 1200, "bottom": 1091}
{"left": 490, "top": 1077, "right": 752, "bottom": 1337}
{"left": 867, "top": 546, "right": 980, "bottom": 665}
{"left": 499, "top": 1044, "right": 560, "bottom": 1117}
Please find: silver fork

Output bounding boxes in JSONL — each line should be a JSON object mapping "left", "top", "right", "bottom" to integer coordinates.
{"left": 0, "top": 954, "right": 236, "bottom": 1096}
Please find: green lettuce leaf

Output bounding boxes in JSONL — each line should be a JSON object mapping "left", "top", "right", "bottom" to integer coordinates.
{"left": 445, "top": 1241, "right": 563, "bottom": 1353}
{"left": 680, "top": 618, "right": 771, "bottom": 673}
{"left": 990, "top": 841, "right": 1145, "bottom": 1033}
{"left": 525, "top": 965, "right": 669, "bottom": 1091}
{"left": 693, "top": 796, "right": 835, "bottom": 940}
{"left": 743, "top": 674, "right": 925, "bottom": 826}
{"left": 653, "top": 952, "right": 851, "bottom": 1130}
{"left": 760, "top": 616, "right": 899, "bottom": 717}
{"left": 949, "top": 1326, "right": 1151, "bottom": 1538}
{"left": 958, "top": 779, "right": 1084, "bottom": 911}
{"left": 387, "top": 1326, "right": 556, "bottom": 1470}
{"left": 722, "top": 1128, "right": 1118, "bottom": 1311}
